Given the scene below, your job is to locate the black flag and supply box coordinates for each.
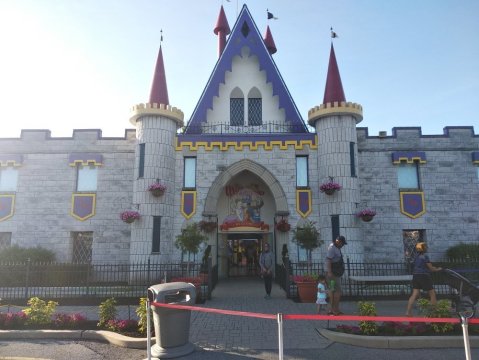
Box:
[330,27,338,38]
[267,9,278,20]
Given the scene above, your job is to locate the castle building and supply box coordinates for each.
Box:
[0,5,478,277]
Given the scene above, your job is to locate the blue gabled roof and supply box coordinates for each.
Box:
[186,5,307,133]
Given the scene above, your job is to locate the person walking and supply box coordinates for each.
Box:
[325,235,347,315]
[259,242,274,299]
[406,242,443,316]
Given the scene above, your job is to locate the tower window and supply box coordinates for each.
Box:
[76,164,97,192]
[138,143,145,178]
[0,167,18,192]
[152,216,161,253]
[184,157,196,189]
[397,162,420,189]
[296,156,308,187]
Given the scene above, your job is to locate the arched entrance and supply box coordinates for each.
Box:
[202,159,289,279]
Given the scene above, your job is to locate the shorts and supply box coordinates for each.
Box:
[328,276,341,292]
[412,274,433,291]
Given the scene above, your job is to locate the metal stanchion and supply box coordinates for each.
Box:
[277,313,283,360]
[460,315,472,360]
[146,298,151,360]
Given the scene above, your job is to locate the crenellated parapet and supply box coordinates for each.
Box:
[308,101,363,126]
[130,102,184,127]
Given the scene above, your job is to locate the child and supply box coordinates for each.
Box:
[316,274,328,314]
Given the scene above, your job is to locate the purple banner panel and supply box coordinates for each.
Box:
[181,191,196,219]
[400,191,426,219]
[71,194,96,221]
[296,189,312,218]
[0,195,15,221]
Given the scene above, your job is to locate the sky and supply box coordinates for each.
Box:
[0,0,478,138]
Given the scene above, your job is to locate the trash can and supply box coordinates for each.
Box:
[147,282,196,359]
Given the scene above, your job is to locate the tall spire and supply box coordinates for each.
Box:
[263,25,277,55]
[149,42,169,105]
[213,5,230,57]
[322,43,346,104]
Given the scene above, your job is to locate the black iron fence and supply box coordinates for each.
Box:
[277,258,479,300]
[0,259,217,304]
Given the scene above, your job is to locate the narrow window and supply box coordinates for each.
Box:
[248,98,262,126]
[0,167,18,192]
[350,142,356,177]
[152,216,161,253]
[0,232,12,251]
[230,99,244,126]
[184,157,196,189]
[397,162,420,189]
[76,164,97,192]
[71,232,93,264]
[138,143,145,178]
[296,156,308,187]
[331,215,340,242]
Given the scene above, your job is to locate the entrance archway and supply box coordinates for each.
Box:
[202,159,289,279]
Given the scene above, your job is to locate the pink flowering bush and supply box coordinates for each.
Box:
[106,319,139,333]
[53,313,88,329]
[0,312,27,329]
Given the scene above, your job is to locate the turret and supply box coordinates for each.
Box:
[308,42,363,261]
[129,41,184,264]
[214,5,230,57]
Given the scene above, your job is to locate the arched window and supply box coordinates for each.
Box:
[230,88,244,126]
[247,87,262,126]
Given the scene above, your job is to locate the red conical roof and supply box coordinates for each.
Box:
[263,25,277,55]
[322,43,346,104]
[214,5,230,35]
[149,45,169,105]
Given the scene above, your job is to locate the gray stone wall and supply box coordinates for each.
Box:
[0,129,136,263]
[357,126,479,261]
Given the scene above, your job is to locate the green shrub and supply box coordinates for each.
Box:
[417,298,454,333]
[446,243,479,260]
[136,297,152,335]
[358,301,378,335]
[0,245,56,263]
[22,297,58,326]
[98,298,118,328]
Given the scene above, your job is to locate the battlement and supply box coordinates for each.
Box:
[308,101,363,126]
[129,102,184,127]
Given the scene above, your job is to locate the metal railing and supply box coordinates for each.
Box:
[0,259,217,303]
[277,258,479,300]
[182,122,310,135]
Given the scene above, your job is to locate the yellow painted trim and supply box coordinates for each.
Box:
[180,191,197,219]
[308,101,363,125]
[70,193,96,221]
[399,191,426,219]
[175,138,317,151]
[393,158,427,164]
[0,161,22,167]
[296,189,312,218]
[69,160,103,166]
[0,194,15,222]
[130,103,184,127]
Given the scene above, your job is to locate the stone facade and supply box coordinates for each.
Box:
[0,6,478,274]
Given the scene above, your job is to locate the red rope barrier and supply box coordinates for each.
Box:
[151,301,479,324]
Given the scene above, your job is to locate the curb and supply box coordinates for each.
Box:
[318,328,479,349]
[0,330,154,349]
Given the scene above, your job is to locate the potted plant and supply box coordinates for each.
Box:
[320,177,342,195]
[293,273,319,303]
[147,182,166,197]
[292,220,323,303]
[275,218,291,232]
[175,222,208,274]
[356,208,377,222]
[120,210,140,224]
[198,220,217,233]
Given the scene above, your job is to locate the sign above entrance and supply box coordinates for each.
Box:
[220,183,269,232]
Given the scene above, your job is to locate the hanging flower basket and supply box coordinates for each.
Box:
[148,183,166,197]
[275,219,291,233]
[120,210,140,223]
[320,178,341,195]
[356,208,376,222]
[198,220,217,233]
